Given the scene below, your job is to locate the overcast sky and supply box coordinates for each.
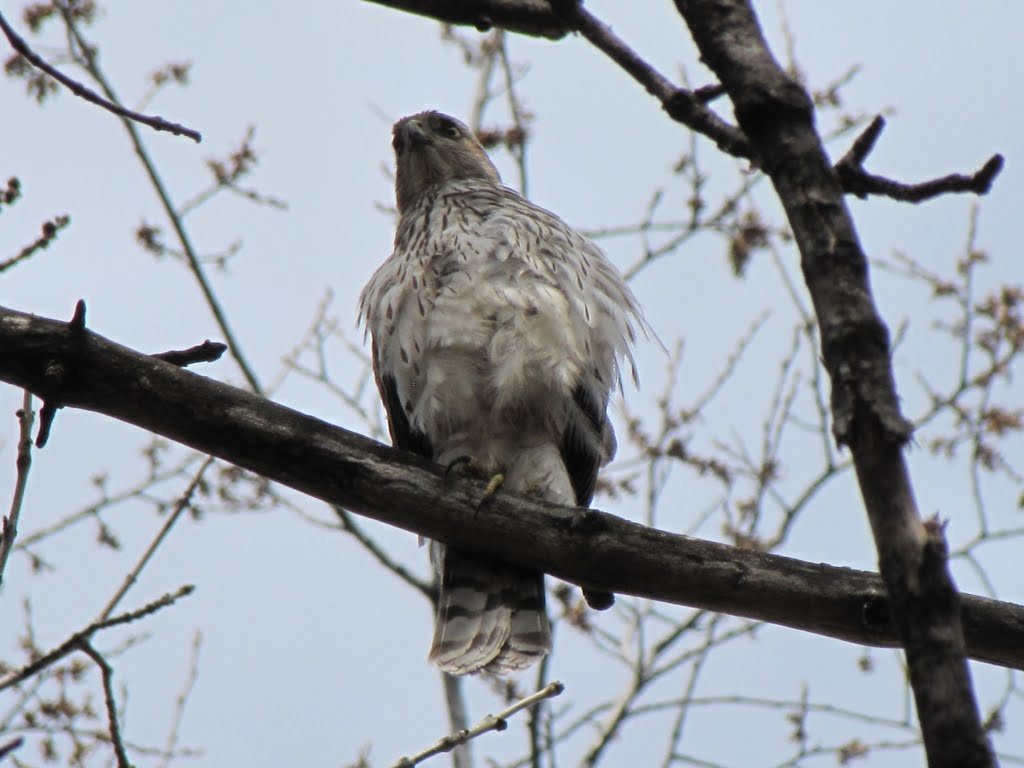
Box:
[2,2,1023,767]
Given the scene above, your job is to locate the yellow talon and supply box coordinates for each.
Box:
[482,472,505,499]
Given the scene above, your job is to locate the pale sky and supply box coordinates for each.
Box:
[2,2,1023,767]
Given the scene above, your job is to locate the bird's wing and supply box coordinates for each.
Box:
[372,339,433,459]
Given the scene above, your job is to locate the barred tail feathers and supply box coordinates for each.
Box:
[428,544,550,675]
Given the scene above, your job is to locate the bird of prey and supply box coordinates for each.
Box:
[359,110,645,675]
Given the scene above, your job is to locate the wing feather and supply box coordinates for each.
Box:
[560,383,610,507]
[372,340,433,459]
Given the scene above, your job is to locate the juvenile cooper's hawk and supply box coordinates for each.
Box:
[359,111,645,675]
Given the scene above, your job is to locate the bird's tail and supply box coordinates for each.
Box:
[428,544,550,675]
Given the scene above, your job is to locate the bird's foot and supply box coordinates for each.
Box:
[443,457,504,511]
[475,472,505,513]
[443,455,475,488]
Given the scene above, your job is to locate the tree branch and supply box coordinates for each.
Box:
[0,390,34,588]
[836,116,1004,202]
[152,340,227,367]
[672,1,995,765]
[2,303,1023,672]
[0,738,24,761]
[0,214,71,273]
[362,0,570,39]
[0,10,201,142]
[391,681,565,768]
[79,641,131,768]
[0,584,194,692]
[373,1,1002,210]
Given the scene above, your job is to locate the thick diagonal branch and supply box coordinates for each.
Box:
[363,0,569,39]
[672,1,994,766]
[2,303,1024,674]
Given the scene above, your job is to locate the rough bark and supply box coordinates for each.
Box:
[673,1,994,765]
[2,303,1023,675]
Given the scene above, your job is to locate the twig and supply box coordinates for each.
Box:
[152,340,228,367]
[527,648,553,768]
[34,299,87,448]
[0,10,201,142]
[0,585,194,692]
[0,214,70,273]
[157,630,202,768]
[0,390,35,588]
[98,461,210,620]
[835,116,1003,201]
[495,33,531,196]
[0,737,24,760]
[391,681,565,768]
[441,673,472,768]
[79,641,132,768]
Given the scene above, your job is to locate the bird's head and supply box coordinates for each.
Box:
[392,111,501,212]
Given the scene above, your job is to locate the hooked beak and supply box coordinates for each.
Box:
[394,118,429,154]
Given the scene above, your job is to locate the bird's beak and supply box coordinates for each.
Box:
[400,119,429,148]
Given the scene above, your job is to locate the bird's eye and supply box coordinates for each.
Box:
[437,118,461,139]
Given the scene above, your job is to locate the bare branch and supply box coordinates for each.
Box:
[0,584,194,692]
[390,681,565,768]
[0,737,24,760]
[2,303,1024,671]
[157,631,202,768]
[441,673,472,768]
[98,462,210,620]
[152,340,228,367]
[836,116,1004,202]
[0,10,201,142]
[0,390,34,587]
[384,2,1003,210]
[363,0,570,39]
[79,641,131,768]
[0,214,70,273]
[372,0,753,158]
[673,0,995,764]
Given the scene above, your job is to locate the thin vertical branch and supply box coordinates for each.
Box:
[55,3,262,394]
[0,390,35,588]
[97,458,210,621]
[441,673,472,768]
[79,641,131,768]
[157,630,202,768]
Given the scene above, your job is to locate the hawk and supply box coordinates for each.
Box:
[359,111,645,675]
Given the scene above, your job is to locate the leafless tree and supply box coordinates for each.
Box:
[1,2,1022,767]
